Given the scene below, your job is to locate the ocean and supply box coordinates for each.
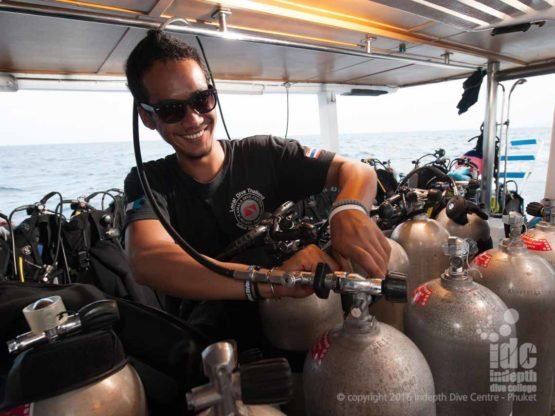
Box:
[1,127,551,221]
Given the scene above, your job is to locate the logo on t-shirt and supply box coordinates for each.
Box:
[230,188,265,229]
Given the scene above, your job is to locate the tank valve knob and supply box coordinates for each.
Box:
[378,201,395,219]
[526,202,544,218]
[381,272,407,303]
[446,196,469,225]
[240,358,293,405]
[313,262,332,299]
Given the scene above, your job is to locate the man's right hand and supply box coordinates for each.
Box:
[265,244,339,299]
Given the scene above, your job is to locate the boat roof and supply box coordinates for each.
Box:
[0,0,554,91]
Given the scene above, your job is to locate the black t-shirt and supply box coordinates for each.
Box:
[124,135,334,257]
[124,136,334,348]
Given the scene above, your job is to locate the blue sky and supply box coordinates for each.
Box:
[0,73,553,146]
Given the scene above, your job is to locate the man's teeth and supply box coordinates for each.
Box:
[183,129,204,140]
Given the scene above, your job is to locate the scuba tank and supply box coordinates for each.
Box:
[405,237,513,416]
[1,296,147,416]
[368,238,410,332]
[258,293,343,351]
[471,212,555,416]
[186,341,291,415]
[435,195,492,254]
[303,271,436,416]
[390,189,450,295]
[523,199,555,267]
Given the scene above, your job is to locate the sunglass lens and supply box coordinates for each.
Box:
[193,90,217,114]
[158,103,185,124]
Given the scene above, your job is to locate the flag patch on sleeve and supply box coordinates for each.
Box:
[304,147,322,159]
[126,197,145,212]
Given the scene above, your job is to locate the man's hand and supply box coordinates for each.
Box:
[330,210,391,278]
[267,244,339,299]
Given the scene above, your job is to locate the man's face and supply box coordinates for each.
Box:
[139,59,217,161]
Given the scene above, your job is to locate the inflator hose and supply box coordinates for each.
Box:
[132,104,235,278]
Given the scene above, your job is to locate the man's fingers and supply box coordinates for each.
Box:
[348,245,387,278]
[332,249,353,273]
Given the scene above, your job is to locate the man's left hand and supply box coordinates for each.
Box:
[330,210,391,278]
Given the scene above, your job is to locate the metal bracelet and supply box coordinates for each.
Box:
[269,282,278,299]
[266,267,279,299]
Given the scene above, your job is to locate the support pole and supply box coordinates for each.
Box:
[481,61,499,212]
[546,106,555,199]
[318,91,339,152]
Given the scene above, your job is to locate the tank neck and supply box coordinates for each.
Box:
[499,238,527,253]
[413,212,428,220]
[343,294,377,334]
[441,271,474,289]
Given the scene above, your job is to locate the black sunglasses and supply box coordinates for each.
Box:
[140,87,217,124]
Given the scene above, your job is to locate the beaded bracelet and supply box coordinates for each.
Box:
[244,280,256,302]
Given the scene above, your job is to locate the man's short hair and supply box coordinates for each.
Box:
[125,29,210,103]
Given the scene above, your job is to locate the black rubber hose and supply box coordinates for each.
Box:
[132,103,235,278]
[397,165,457,192]
[196,36,232,141]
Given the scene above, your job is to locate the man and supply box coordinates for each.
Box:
[123,30,390,327]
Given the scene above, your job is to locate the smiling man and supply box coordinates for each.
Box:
[123,30,390,344]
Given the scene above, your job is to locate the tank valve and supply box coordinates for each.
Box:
[503,211,525,242]
[527,199,555,225]
[186,341,293,415]
[234,265,407,301]
[443,236,470,274]
[7,299,118,355]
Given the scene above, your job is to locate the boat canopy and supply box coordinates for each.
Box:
[0,0,554,91]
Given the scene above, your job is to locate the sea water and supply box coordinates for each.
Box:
[0,127,551,219]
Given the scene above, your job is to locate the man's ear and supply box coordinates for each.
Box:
[138,106,156,130]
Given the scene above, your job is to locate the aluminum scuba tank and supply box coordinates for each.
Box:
[470,212,555,416]
[405,237,513,416]
[435,195,492,254]
[368,238,410,331]
[187,341,291,416]
[258,292,344,351]
[522,198,555,267]
[523,199,555,414]
[1,297,147,416]
[390,190,450,295]
[304,280,436,416]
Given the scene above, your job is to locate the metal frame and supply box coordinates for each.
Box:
[0,2,479,72]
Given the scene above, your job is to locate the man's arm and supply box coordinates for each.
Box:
[125,219,338,300]
[325,154,391,277]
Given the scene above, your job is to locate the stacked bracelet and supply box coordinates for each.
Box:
[329,199,369,222]
[245,265,262,301]
[244,280,257,302]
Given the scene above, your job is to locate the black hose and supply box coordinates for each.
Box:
[40,191,65,280]
[132,102,234,278]
[196,36,232,141]
[284,84,290,139]
[397,165,458,193]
